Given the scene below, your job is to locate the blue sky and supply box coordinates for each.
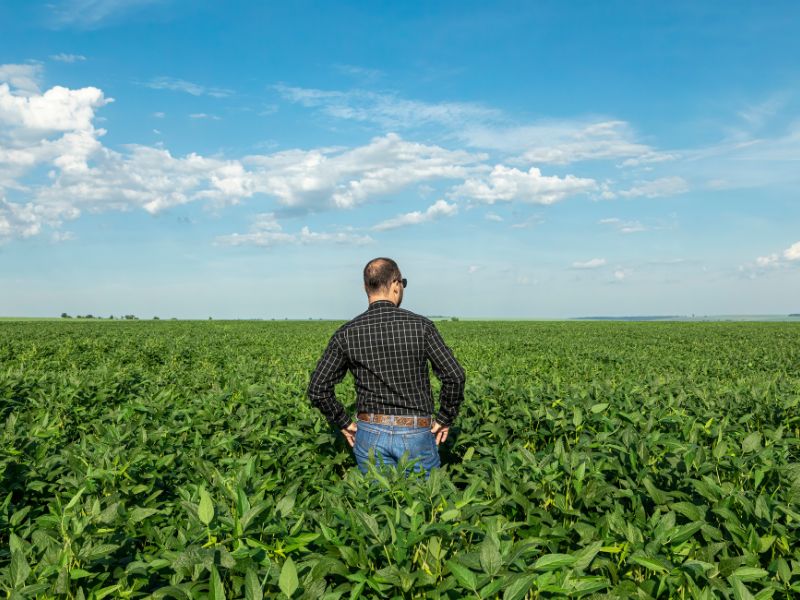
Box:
[0,0,798,318]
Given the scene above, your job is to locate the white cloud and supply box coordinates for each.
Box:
[152,111,165,118]
[0,64,43,94]
[145,76,233,98]
[599,217,647,233]
[618,176,688,198]
[1,73,486,239]
[572,258,607,270]
[453,165,596,205]
[189,113,220,120]
[275,84,499,130]
[784,241,800,261]
[613,269,629,281]
[216,213,373,248]
[742,241,800,274]
[468,265,480,274]
[462,119,675,167]
[48,0,165,29]
[245,133,481,210]
[484,211,503,222]
[0,82,111,132]
[50,53,87,63]
[372,199,458,231]
[756,253,780,267]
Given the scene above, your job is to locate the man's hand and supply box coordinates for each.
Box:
[430,421,449,446]
[341,421,358,447]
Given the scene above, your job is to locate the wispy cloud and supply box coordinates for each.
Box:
[275,84,500,130]
[216,213,373,248]
[50,53,87,63]
[462,119,676,167]
[372,199,457,231]
[333,64,383,81]
[47,0,165,30]
[571,258,607,270]
[0,63,43,94]
[145,76,234,98]
[189,113,221,120]
[599,217,648,234]
[618,176,688,199]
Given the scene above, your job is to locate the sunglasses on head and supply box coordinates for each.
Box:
[395,278,407,288]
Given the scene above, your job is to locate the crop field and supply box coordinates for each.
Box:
[1,320,799,599]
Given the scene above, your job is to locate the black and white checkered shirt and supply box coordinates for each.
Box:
[308,300,466,429]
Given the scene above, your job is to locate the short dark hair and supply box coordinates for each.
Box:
[363,257,401,293]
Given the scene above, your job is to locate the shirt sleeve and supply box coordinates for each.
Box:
[307,331,353,429]
[424,323,466,427]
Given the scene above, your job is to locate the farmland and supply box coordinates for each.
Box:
[1,320,799,599]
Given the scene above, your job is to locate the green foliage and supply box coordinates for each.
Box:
[0,320,799,598]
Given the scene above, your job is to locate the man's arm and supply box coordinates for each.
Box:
[307,332,353,430]
[425,323,466,427]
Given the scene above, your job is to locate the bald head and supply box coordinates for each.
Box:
[363,257,401,294]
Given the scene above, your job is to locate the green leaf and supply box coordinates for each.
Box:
[279,557,298,598]
[731,567,768,583]
[503,574,536,600]
[479,539,502,576]
[572,541,602,570]
[129,507,159,523]
[742,432,761,453]
[729,577,755,600]
[628,555,668,573]
[10,551,30,588]
[244,568,262,600]
[276,496,295,518]
[210,565,226,600]
[65,487,85,511]
[446,559,478,590]
[590,403,609,414]
[533,553,577,570]
[198,487,214,526]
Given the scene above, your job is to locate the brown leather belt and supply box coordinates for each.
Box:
[357,412,432,427]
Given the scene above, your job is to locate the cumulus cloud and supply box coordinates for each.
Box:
[618,176,688,198]
[245,133,481,210]
[215,212,373,248]
[572,258,607,269]
[741,240,800,275]
[372,199,457,231]
[452,165,596,205]
[784,241,800,261]
[144,76,233,98]
[484,212,503,222]
[50,53,87,63]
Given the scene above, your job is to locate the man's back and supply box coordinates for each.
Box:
[308,299,465,429]
[307,257,465,477]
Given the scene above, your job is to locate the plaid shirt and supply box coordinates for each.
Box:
[308,300,466,429]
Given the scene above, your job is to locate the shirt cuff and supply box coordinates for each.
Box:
[333,413,353,430]
[434,415,453,427]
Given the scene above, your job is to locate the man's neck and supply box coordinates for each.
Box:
[368,296,396,306]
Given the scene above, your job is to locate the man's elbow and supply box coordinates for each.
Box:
[445,364,466,386]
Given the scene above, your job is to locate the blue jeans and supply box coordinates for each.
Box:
[353,419,441,478]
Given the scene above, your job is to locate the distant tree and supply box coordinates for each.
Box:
[451,317,460,322]
[61,312,71,319]
[109,315,114,320]
[153,316,160,320]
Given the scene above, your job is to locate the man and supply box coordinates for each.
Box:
[308,257,466,476]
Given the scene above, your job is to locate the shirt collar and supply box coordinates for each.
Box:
[368,299,396,310]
